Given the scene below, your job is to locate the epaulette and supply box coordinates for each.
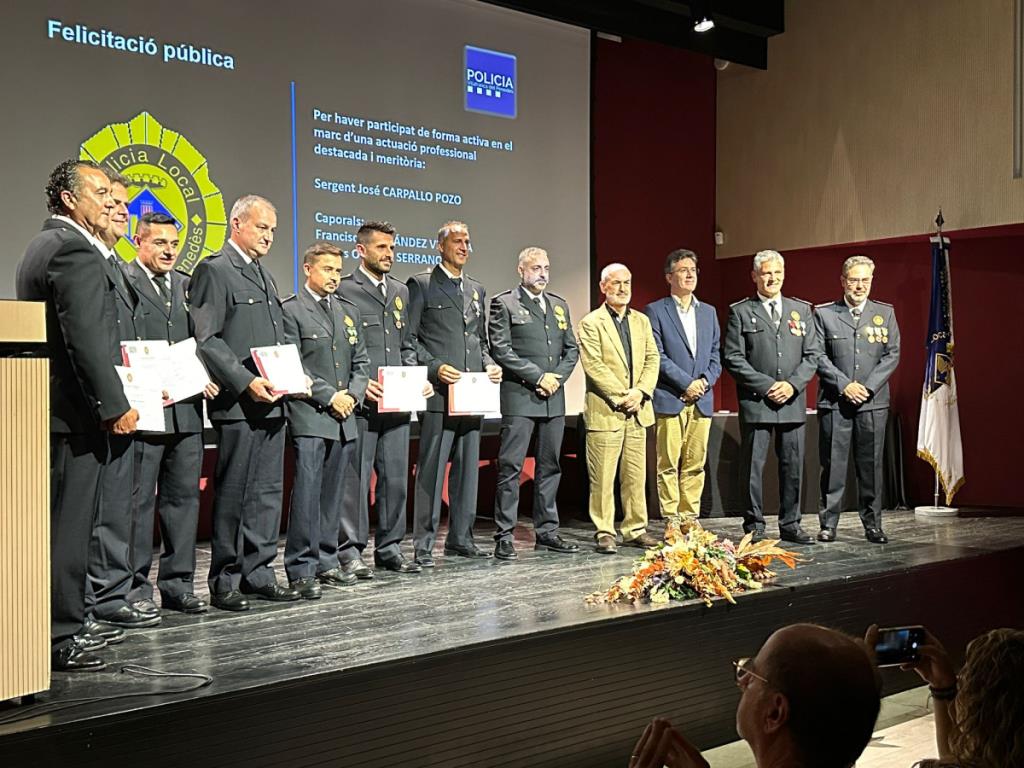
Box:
[547,291,565,302]
[729,297,749,307]
[790,297,812,306]
[814,301,835,308]
[337,294,357,308]
[871,299,894,308]
[494,288,513,297]
[281,293,297,302]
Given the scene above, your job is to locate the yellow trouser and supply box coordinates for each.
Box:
[655,406,712,520]
[586,417,648,540]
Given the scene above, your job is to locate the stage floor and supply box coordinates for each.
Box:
[2,510,1023,766]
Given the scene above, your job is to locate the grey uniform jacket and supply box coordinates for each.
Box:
[188,245,287,422]
[15,218,130,432]
[282,290,369,441]
[488,288,578,418]
[125,262,205,434]
[403,265,494,413]
[722,295,822,424]
[814,298,900,412]
[336,269,417,392]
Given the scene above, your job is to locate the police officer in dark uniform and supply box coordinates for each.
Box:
[337,221,426,575]
[488,246,579,560]
[190,194,299,610]
[282,243,369,598]
[814,255,901,543]
[403,220,503,566]
[722,250,822,544]
[124,212,216,615]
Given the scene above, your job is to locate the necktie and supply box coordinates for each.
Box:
[380,281,387,302]
[153,275,170,304]
[851,307,862,324]
[453,277,463,294]
[320,296,331,314]
[250,261,266,290]
[769,301,780,327]
[533,295,544,314]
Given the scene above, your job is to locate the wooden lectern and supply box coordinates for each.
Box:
[0,301,50,700]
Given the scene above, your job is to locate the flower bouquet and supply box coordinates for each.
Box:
[587,517,800,607]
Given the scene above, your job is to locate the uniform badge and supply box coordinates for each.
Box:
[787,318,805,336]
[554,305,568,329]
[873,315,884,326]
[393,309,403,329]
[344,315,354,327]
[790,310,800,321]
[866,327,876,343]
[394,296,403,310]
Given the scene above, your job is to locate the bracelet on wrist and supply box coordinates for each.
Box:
[929,683,958,701]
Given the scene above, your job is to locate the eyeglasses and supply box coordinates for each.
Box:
[733,657,772,688]
[844,277,872,286]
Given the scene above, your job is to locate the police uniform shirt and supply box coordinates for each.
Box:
[521,286,546,315]
[759,293,782,326]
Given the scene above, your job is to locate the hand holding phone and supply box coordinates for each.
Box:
[874,625,926,667]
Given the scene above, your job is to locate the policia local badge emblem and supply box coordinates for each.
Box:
[80,111,226,273]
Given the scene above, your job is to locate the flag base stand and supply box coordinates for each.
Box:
[914,505,959,518]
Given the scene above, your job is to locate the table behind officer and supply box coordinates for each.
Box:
[16,159,138,671]
[337,221,428,575]
[124,212,218,615]
[814,255,900,544]
[403,220,502,566]
[282,243,369,599]
[489,247,580,561]
[578,263,660,554]
[722,250,822,545]
[189,194,300,610]
[644,248,721,523]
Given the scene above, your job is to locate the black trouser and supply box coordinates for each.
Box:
[493,415,564,541]
[51,431,107,651]
[285,434,353,581]
[413,412,482,555]
[86,433,135,619]
[207,418,286,594]
[819,406,888,530]
[129,431,203,601]
[739,421,805,533]
[340,411,411,563]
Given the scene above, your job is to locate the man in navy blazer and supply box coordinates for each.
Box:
[644,249,721,521]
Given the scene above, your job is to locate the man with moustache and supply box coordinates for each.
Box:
[644,249,721,522]
[403,220,502,566]
[578,263,661,554]
[86,173,158,629]
[723,250,822,545]
[488,246,580,560]
[190,195,299,610]
[337,221,429,575]
[16,159,138,670]
[282,243,369,598]
[814,255,901,544]
[124,212,219,614]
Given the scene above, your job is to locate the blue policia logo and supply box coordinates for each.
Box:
[464,46,516,119]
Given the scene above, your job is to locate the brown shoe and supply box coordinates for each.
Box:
[595,534,618,554]
[622,532,660,548]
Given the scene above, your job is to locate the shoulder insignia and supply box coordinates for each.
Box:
[546,291,565,302]
[814,301,834,308]
[281,293,297,302]
[871,299,894,308]
[791,297,812,306]
[729,298,748,307]
[494,289,513,297]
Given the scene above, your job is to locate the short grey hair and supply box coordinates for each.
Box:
[230,194,276,222]
[600,262,631,282]
[438,220,468,243]
[842,255,875,276]
[518,246,547,267]
[753,249,784,271]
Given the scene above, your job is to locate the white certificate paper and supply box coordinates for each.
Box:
[115,365,166,432]
[251,344,307,396]
[378,366,428,413]
[121,340,170,389]
[448,373,501,417]
[163,338,212,404]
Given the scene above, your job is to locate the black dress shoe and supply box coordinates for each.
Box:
[160,592,209,614]
[53,644,105,672]
[210,590,251,612]
[94,604,162,628]
[443,543,492,559]
[748,528,767,543]
[316,567,358,587]
[494,539,518,560]
[73,633,107,652]
[817,527,837,542]
[131,598,160,617]
[780,527,816,545]
[535,533,580,554]
[865,527,889,544]
[289,578,322,600]
[340,558,375,580]
[373,553,422,573]
[414,552,435,568]
[595,534,618,554]
[84,617,126,645]
[241,581,301,602]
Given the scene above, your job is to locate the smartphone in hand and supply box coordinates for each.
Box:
[875,625,926,667]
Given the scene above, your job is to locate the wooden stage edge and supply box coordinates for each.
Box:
[1,510,1022,768]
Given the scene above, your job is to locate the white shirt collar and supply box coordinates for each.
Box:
[305,284,328,303]
[359,264,386,289]
[844,297,867,313]
[438,262,461,281]
[137,260,169,284]
[520,285,544,306]
[52,214,108,257]
[672,293,700,312]
[228,238,254,265]
[757,293,781,311]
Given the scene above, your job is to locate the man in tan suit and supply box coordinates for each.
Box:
[579,263,661,553]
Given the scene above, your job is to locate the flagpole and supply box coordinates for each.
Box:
[916,208,960,519]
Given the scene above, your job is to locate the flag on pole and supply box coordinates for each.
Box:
[916,236,964,504]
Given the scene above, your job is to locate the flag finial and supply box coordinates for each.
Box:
[935,208,944,230]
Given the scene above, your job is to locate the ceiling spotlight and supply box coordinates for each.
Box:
[694,14,714,32]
